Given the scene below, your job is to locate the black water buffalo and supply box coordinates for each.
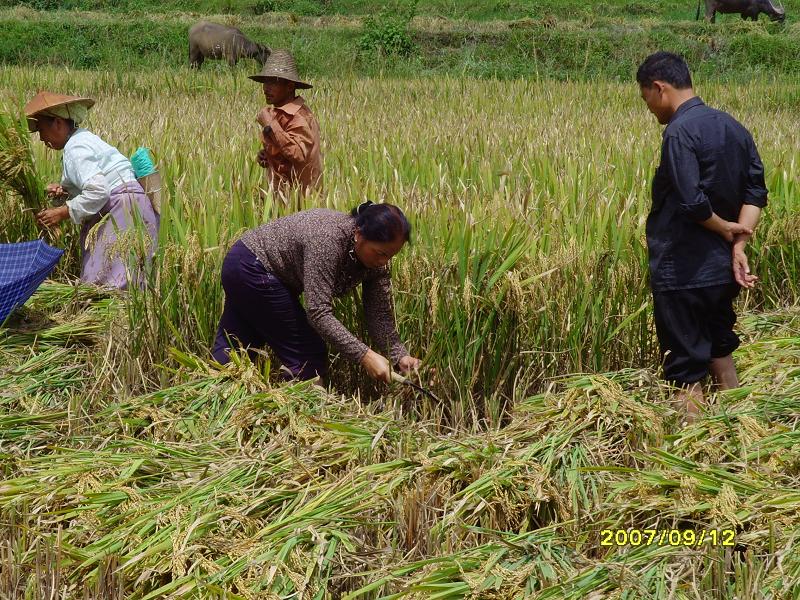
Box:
[697,0,786,22]
[189,21,271,68]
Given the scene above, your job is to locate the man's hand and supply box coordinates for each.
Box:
[257,149,269,168]
[734,204,762,248]
[361,349,391,383]
[45,183,67,198]
[700,213,753,243]
[36,205,70,228]
[397,355,422,374]
[256,107,275,128]
[719,221,753,243]
[733,245,758,289]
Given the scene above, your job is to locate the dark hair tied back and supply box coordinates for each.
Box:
[356,200,374,215]
[350,201,411,244]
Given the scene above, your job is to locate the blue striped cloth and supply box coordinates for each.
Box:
[0,240,64,324]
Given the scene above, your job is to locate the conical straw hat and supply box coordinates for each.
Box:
[24,91,95,132]
[248,50,311,89]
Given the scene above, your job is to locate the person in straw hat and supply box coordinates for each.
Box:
[212,201,422,385]
[25,91,159,290]
[250,49,322,194]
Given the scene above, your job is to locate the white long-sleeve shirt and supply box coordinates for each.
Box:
[61,129,137,224]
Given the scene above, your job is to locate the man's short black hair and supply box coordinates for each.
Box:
[636,52,693,89]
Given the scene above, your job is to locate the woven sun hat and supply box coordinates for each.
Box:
[248,50,312,89]
[24,91,95,133]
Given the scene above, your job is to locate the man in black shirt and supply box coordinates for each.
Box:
[636,52,768,419]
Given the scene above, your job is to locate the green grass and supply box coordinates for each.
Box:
[1,7,800,78]
[4,0,800,21]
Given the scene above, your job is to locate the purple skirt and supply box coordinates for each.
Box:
[79,181,159,290]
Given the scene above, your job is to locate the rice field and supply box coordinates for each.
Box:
[1,65,799,597]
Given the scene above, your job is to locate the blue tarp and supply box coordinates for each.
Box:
[0,240,64,324]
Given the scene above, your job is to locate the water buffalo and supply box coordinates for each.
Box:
[189,21,271,68]
[696,0,786,22]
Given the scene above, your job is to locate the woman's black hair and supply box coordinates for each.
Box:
[350,201,412,244]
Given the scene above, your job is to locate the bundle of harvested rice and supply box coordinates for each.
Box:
[0,106,46,211]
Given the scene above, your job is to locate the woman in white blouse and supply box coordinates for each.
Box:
[25,91,159,289]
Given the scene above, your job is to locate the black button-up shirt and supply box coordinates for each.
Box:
[648,97,768,292]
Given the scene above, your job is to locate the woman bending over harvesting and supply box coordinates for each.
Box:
[212,202,422,383]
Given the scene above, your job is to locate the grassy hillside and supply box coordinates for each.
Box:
[3,0,800,21]
[1,6,799,78]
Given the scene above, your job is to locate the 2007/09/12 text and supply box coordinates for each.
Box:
[600,529,736,547]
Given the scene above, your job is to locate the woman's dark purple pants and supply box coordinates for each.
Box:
[211,241,327,380]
